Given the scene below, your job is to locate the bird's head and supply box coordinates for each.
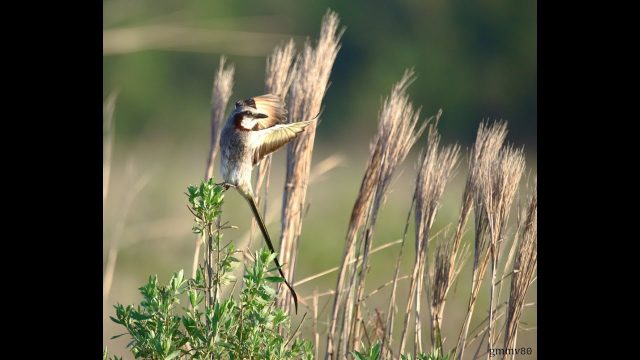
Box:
[232,103,268,130]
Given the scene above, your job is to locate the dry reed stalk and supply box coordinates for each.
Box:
[191,57,234,279]
[479,146,526,355]
[423,118,497,356]
[345,71,425,358]
[326,70,425,359]
[103,92,118,207]
[455,121,508,360]
[503,184,537,359]
[326,135,381,359]
[381,196,415,359]
[205,56,235,180]
[252,40,297,244]
[493,202,524,314]
[397,116,460,355]
[382,190,455,358]
[313,289,320,360]
[491,179,533,312]
[428,228,470,354]
[429,240,451,348]
[278,10,343,314]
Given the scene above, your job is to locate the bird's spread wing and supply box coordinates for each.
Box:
[251,94,287,129]
[252,120,314,165]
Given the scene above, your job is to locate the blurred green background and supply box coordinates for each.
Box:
[103,0,536,358]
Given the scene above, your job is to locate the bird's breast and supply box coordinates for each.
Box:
[219,126,254,189]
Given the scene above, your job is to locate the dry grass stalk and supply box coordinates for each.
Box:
[326,70,426,359]
[191,57,235,279]
[481,146,526,354]
[381,190,456,358]
[381,195,415,359]
[204,56,235,181]
[313,289,320,360]
[428,229,469,354]
[103,92,118,207]
[455,121,508,360]
[326,120,383,359]
[422,119,503,359]
[102,94,152,304]
[397,115,460,355]
[493,178,534,306]
[343,71,425,357]
[252,40,297,244]
[103,170,151,303]
[429,240,451,345]
[297,238,403,287]
[503,183,537,359]
[278,10,343,314]
[365,275,411,301]
[494,202,525,312]
[309,154,346,184]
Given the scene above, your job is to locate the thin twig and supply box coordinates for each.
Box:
[193,57,234,279]
[296,239,403,287]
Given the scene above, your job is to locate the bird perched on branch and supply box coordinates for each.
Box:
[220,93,315,313]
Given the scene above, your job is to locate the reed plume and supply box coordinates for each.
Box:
[427,230,469,354]
[326,70,426,359]
[503,182,537,359]
[481,146,526,355]
[455,121,508,360]
[398,113,460,355]
[252,40,297,245]
[204,57,235,181]
[278,10,343,314]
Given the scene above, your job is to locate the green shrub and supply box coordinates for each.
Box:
[106,179,313,359]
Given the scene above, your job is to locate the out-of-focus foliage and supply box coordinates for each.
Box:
[103,0,536,150]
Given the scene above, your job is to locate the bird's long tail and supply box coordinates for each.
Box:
[243,192,299,313]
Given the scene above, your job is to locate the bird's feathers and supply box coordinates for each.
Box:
[252,94,288,129]
[252,120,314,165]
[241,187,299,313]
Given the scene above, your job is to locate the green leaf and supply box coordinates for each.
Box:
[370,342,381,359]
[130,312,152,321]
[164,350,181,360]
[265,276,284,283]
[110,333,127,340]
[189,289,198,308]
[353,350,367,360]
[109,316,123,325]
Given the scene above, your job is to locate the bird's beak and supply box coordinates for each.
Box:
[254,113,269,119]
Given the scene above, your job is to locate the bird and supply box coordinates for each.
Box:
[219,93,315,314]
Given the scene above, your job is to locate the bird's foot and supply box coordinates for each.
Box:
[215,182,236,190]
